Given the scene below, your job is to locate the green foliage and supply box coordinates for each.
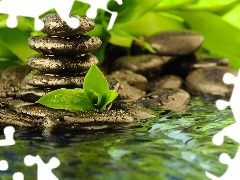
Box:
[1,0,240,70]
[37,88,95,112]
[83,63,118,109]
[37,64,118,112]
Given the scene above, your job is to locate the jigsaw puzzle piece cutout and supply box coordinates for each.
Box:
[53,0,79,29]
[212,122,240,145]
[0,0,47,30]
[12,172,24,180]
[216,99,229,111]
[206,147,240,180]
[77,0,122,30]
[0,160,8,171]
[24,155,60,180]
[0,0,79,30]
[213,70,240,145]
[0,126,15,146]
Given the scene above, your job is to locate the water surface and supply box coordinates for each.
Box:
[0,97,237,180]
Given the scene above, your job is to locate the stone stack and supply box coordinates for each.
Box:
[17,14,102,103]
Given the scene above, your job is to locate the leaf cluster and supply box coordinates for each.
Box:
[37,64,118,112]
[1,0,240,70]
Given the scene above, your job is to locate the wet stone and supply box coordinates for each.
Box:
[42,109,134,130]
[28,35,102,55]
[147,31,204,56]
[16,88,53,103]
[1,65,32,86]
[41,14,95,37]
[13,102,134,129]
[136,88,191,111]
[0,98,9,108]
[112,55,171,78]
[193,57,231,69]
[148,75,183,92]
[106,77,120,92]
[110,70,148,91]
[24,71,85,88]
[27,53,98,73]
[0,79,18,97]
[186,66,237,97]
[0,107,42,127]
[14,103,73,118]
[111,101,156,120]
[116,80,146,102]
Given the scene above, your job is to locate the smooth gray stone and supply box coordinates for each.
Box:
[193,57,231,68]
[116,80,146,102]
[0,100,135,130]
[28,35,102,55]
[27,53,98,73]
[0,98,8,108]
[0,106,43,127]
[112,55,171,78]
[110,70,148,91]
[15,103,133,129]
[24,70,85,88]
[0,79,18,97]
[1,65,32,84]
[136,88,191,111]
[0,66,32,97]
[147,31,204,56]
[14,103,73,118]
[148,75,183,92]
[186,66,237,97]
[111,101,156,120]
[41,14,95,37]
[16,88,53,103]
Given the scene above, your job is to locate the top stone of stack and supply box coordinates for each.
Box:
[41,14,95,37]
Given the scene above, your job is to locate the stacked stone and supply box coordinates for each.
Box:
[17,14,102,103]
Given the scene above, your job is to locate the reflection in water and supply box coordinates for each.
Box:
[0,97,237,179]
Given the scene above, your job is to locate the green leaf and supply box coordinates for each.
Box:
[0,28,35,62]
[155,0,240,14]
[37,88,94,112]
[83,64,109,106]
[16,16,35,32]
[168,10,240,69]
[0,43,18,60]
[114,11,186,37]
[0,14,7,28]
[70,1,90,16]
[108,0,160,24]
[108,27,135,47]
[0,60,22,72]
[108,27,156,52]
[105,90,119,105]
[109,11,185,52]
[222,3,240,30]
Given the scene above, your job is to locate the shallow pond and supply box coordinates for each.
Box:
[0,96,237,180]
